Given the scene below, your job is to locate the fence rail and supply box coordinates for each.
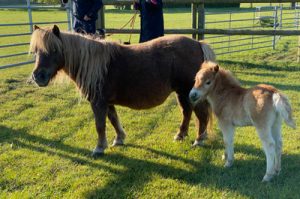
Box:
[0,0,72,70]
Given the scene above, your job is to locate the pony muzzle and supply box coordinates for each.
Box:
[32,71,51,87]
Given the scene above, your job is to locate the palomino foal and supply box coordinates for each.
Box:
[189,62,296,182]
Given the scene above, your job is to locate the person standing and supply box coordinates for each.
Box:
[62,0,103,34]
[134,0,164,43]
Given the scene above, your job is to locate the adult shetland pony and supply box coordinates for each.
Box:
[29,25,216,156]
[189,61,296,182]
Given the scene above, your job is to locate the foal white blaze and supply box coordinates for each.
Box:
[189,61,296,182]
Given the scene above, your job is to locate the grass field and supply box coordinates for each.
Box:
[0,5,300,199]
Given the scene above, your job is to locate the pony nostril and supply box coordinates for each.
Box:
[189,91,198,101]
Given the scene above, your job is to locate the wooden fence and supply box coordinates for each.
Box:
[98,0,300,39]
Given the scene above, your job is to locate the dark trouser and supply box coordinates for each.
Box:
[73,17,96,34]
[139,0,164,43]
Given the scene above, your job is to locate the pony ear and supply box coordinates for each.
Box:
[33,25,40,30]
[52,25,60,37]
[213,65,219,73]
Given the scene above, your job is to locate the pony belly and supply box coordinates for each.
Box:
[232,116,253,127]
[111,89,173,110]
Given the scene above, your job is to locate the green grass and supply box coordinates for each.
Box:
[0,6,300,199]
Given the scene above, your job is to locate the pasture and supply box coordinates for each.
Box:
[0,6,300,198]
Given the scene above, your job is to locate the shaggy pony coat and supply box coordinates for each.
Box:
[189,61,296,182]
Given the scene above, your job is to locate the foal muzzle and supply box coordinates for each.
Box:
[189,88,203,104]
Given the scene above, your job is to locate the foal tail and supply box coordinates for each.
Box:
[200,41,216,62]
[273,92,296,129]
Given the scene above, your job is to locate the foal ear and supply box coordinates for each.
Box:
[52,25,60,37]
[33,25,40,30]
[213,65,219,73]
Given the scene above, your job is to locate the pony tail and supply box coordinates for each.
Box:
[273,92,296,129]
[200,41,216,62]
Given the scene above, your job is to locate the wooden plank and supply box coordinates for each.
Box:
[191,3,197,39]
[96,6,105,30]
[197,3,205,40]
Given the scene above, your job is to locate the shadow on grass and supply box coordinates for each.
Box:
[1,125,299,198]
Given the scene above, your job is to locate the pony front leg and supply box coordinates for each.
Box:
[192,100,210,146]
[91,101,108,157]
[107,105,126,146]
[174,93,192,141]
[219,122,235,168]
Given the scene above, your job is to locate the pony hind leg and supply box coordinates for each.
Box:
[192,100,210,146]
[174,92,192,141]
[271,115,282,175]
[219,121,235,168]
[256,125,277,182]
[107,105,126,146]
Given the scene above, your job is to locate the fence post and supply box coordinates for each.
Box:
[192,3,197,39]
[66,0,72,31]
[228,12,232,53]
[272,6,278,50]
[26,0,33,33]
[197,3,205,40]
[96,6,106,31]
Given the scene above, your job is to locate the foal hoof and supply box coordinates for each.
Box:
[262,174,275,182]
[112,139,124,146]
[91,147,105,158]
[192,139,205,147]
[224,160,233,168]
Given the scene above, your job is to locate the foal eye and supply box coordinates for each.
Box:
[206,81,211,85]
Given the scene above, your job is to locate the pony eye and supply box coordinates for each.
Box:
[206,81,211,85]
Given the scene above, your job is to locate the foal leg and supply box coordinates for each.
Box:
[219,122,235,167]
[91,101,108,157]
[174,92,192,141]
[107,105,126,146]
[192,100,210,146]
[271,116,282,175]
[256,126,276,182]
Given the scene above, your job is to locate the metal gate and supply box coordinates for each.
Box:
[0,0,71,69]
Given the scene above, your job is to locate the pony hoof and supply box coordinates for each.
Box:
[91,147,105,158]
[174,134,185,141]
[262,174,275,182]
[112,139,124,146]
[192,140,205,147]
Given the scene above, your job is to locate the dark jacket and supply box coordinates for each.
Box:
[139,0,164,43]
[63,0,103,21]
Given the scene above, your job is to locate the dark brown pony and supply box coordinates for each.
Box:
[29,25,216,156]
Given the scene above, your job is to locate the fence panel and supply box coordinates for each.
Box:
[0,1,71,70]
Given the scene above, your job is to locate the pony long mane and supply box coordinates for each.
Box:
[30,27,119,99]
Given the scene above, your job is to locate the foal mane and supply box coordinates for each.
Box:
[30,27,119,100]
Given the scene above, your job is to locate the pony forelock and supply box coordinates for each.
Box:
[29,28,63,55]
